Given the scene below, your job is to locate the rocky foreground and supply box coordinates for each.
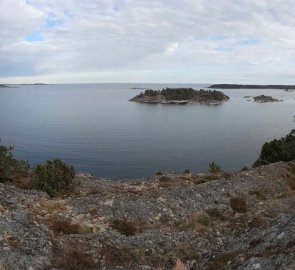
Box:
[1,161,295,269]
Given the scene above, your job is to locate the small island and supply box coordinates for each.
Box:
[0,84,10,88]
[130,88,229,104]
[253,95,280,103]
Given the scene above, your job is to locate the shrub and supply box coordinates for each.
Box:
[241,167,248,171]
[0,144,30,183]
[159,176,172,182]
[53,247,96,270]
[206,208,223,219]
[253,130,295,167]
[183,169,190,174]
[111,218,138,236]
[230,197,247,213]
[34,159,75,197]
[50,217,83,234]
[208,162,221,174]
[155,171,163,176]
[60,249,95,270]
[197,213,210,226]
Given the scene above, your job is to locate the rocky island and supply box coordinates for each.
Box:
[130,88,229,104]
[0,84,9,88]
[253,95,280,103]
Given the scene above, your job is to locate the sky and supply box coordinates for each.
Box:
[1,0,295,84]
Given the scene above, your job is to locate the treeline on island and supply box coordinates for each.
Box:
[138,87,228,101]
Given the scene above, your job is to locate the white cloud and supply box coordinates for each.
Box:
[1,0,295,83]
[0,0,44,44]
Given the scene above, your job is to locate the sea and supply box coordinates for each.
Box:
[0,83,294,179]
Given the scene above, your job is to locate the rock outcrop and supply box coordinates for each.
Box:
[0,161,295,269]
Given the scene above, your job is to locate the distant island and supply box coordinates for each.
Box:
[253,95,280,103]
[0,83,48,88]
[209,84,295,89]
[18,83,48,85]
[130,88,229,104]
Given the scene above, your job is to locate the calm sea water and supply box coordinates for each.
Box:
[0,83,294,179]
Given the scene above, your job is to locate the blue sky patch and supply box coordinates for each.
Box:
[25,32,43,42]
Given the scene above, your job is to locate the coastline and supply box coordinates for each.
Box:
[209,84,295,89]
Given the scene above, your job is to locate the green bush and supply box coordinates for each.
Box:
[253,130,295,167]
[208,162,221,174]
[35,159,75,197]
[197,213,210,226]
[0,145,30,183]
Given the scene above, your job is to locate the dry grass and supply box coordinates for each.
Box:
[37,198,66,212]
[7,235,22,249]
[288,181,295,190]
[206,208,223,219]
[101,242,142,266]
[13,176,35,190]
[0,262,5,270]
[111,218,138,236]
[159,176,172,182]
[158,176,173,188]
[173,259,187,270]
[249,190,266,200]
[50,217,83,234]
[89,208,99,216]
[208,251,239,270]
[230,197,247,213]
[197,213,211,226]
[184,212,212,231]
[52,240,97,270]
[57,249,96,270]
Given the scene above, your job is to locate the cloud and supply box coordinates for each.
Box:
[1,0,295,83]
[0,0,44,44]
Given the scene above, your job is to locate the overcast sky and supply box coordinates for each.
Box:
[1,0,295,84]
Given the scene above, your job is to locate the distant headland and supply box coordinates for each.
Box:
[209,84,295,89]
[130,88,229,104]
[0,83,48,88]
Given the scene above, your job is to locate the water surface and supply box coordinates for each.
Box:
[0,83,294,178]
